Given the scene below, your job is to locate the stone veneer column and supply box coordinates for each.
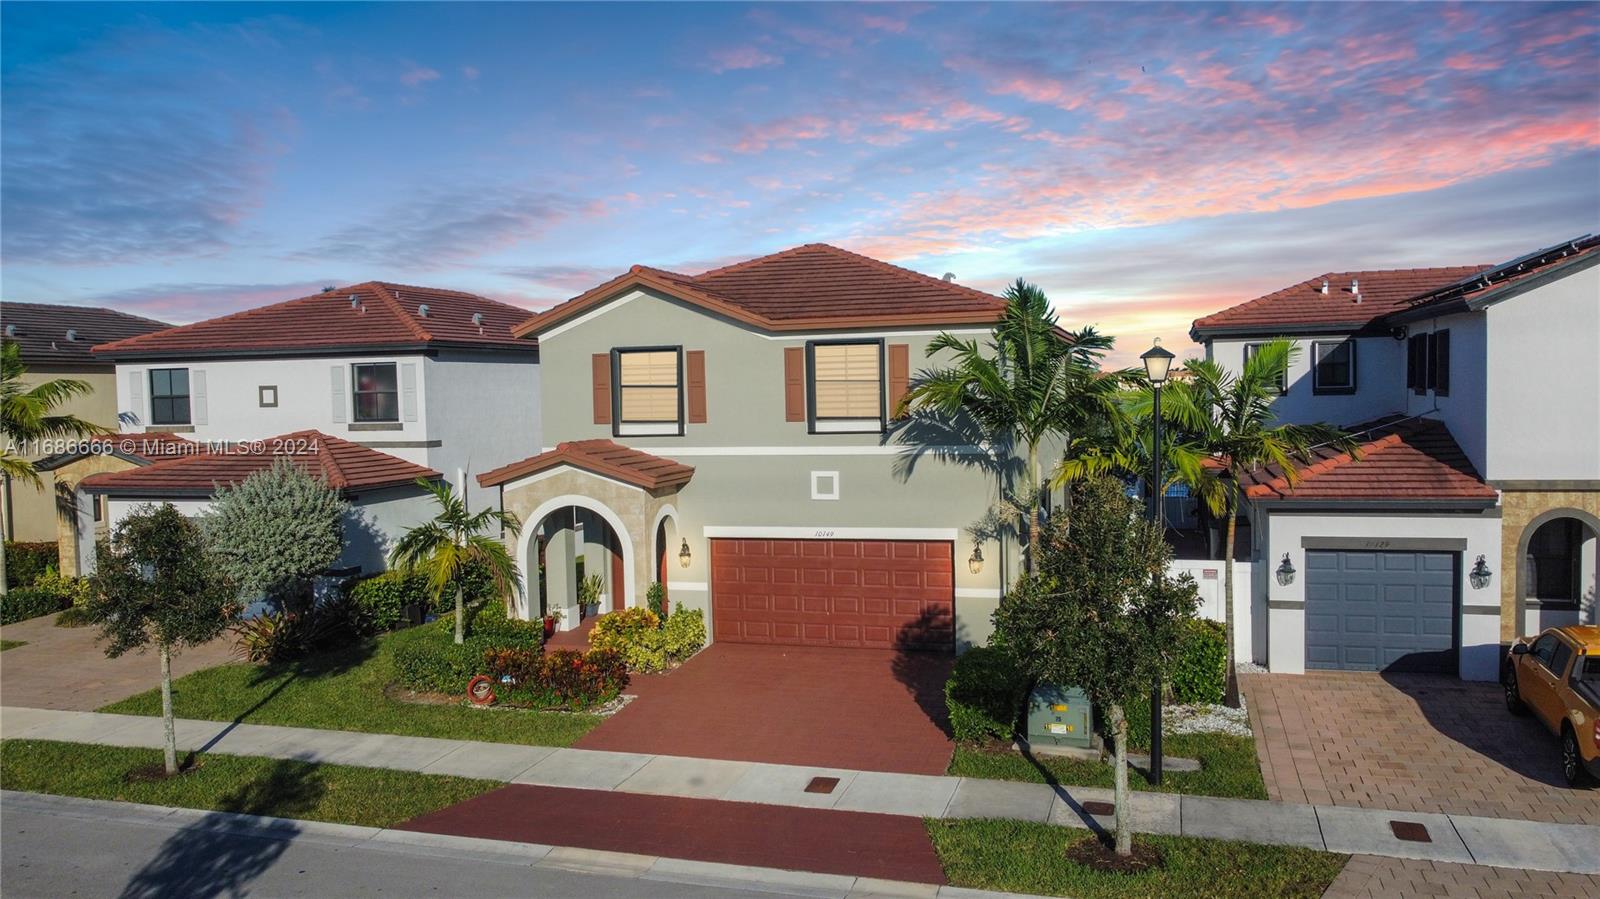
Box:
[1497,488,1600,641]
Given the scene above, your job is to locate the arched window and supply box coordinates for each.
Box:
[1526,518,1583,605]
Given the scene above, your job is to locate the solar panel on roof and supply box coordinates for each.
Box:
[1409,233,1598,305]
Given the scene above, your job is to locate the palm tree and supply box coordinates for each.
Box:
[389,479,522,644]
[900,279,1126,571]
[1162,339,1357,706]
[2,340,108,593]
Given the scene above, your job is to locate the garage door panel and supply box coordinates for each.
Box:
[1305,549,1457,673]
[712,538,954,651]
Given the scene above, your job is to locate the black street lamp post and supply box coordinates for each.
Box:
[1140,338,1175,786]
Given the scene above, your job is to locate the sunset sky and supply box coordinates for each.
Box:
[3,2,1597,364]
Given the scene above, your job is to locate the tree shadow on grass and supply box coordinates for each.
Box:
[189,637,378,761]
[119,758,326,899]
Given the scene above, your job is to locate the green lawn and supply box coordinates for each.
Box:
[0,639,26,652]
[928,818,1345,899]
[948,733,1267,800]
[100,628,602,747]
[0,739,497,828]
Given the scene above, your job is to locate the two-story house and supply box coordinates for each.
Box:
[1189,234,1599,681]
[477,244,1026,651]
[71,282,541,574]
[1,302,170,563]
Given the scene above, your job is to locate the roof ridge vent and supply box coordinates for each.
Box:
[65,328,77,342]
[471,312,484,332]
[4,324,15,337]
[1320,279,1329,295]
[942,272,957,282]
[1351,278,1360,303]
[418,304,430,318]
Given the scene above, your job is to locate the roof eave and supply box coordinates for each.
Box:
[1248,496,1498,511]
[93,340,538,363]
[1191,320,1387,342]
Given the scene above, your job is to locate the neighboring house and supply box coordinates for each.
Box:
[0,302,170,547]
[478,244,1028,651]
[35,433,195,576]
[1189,234,1600,681]
[77,430,442,576]
[90,282,541,518]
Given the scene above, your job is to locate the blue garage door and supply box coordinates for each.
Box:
[1304,550,1458,673]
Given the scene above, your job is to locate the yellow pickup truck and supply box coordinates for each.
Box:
[1503,625,1600,787]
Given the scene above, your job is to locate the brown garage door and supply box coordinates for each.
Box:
[710,538,954,651]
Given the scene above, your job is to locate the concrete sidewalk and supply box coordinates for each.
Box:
[4,706,1598,876]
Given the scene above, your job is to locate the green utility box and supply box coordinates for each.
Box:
[1026,683,1093,750]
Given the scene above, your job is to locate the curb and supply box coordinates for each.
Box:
[0,791,1052,899]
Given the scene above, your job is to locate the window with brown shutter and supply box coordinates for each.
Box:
[783,346,805,422]
[808,340,885,432]
[686,350,707,424]
[614,347,682,436]
[888,343,910,418]
[591,353,612,424]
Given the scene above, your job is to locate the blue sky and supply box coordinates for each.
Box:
[3,2,1597,363]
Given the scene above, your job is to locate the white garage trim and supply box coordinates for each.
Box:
[702,526,959,541]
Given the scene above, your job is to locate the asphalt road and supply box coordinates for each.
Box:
[0,802,817,899]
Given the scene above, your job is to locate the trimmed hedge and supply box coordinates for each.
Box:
[662,608,706,661]
[350,571,430,632]
[482,647,629,710]
[390,602,542,694]
[1,587,70,625]
[945,646,1027,744]
[4,542,57,589]
[1171,618,1227,705]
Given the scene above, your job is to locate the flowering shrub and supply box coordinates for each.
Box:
[587,606,705,673]
[482,647,628,711]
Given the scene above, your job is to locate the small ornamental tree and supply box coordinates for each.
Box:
[87,503,238,775]
[993,476,1199,858]
[204,458,348,612]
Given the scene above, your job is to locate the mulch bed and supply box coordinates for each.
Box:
[1064,835,1165,873]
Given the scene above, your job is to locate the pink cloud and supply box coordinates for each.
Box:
[707,45,783,74]
[732,114,832,153]
[399,63,441,87]
[1443,53,1499,72]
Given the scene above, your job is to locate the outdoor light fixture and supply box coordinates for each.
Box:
[968,543,984,575]
[1276,553,1296,587]
[678,538,692,569]
[1469,554,1493,590]
[1141,338,1176,386]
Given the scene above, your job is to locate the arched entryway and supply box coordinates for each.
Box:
[652,505,680,616]
[1516,508,1600,630]
[516,494,638,629]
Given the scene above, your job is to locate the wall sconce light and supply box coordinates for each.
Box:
[968,544,984,575]
[1275,553,1296,587]
[1469,554,1493,590]
[678,539,692,569]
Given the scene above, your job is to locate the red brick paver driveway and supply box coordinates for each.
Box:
[1323,855,1600,899]
[577,643,955,775]
[400,784,948,884]
[0,612,237,711]
[1242,670,1597,825]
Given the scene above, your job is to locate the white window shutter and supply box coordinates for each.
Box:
[128,370,145,424]
[401,362,418,422]
[330,366,346,423]
[190,370,208,425]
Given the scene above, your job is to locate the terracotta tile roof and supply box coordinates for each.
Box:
[477,439,693,492]
[1398,234,1600,317]
[1190,266,1488,337]
[79,430,440,496]
[2,302,170,366]
[1241,416,1497,503]
[92,282,536,360]
[514,244,1007,337]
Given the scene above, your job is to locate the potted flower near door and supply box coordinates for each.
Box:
[541,607,565,639]
[579,574,605,619]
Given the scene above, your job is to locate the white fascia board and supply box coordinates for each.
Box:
[501,465,647,495]
[540,445,988,456]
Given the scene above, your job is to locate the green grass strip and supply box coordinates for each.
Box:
[100,630,601,748]
[0,639,26,652]
[948,732,1267,800]
[928,818,1346,899]
[0,739,497,829]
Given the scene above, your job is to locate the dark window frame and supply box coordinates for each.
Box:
[1407,334,1427,396]
[1526,518,1583,607]
[148,367,191,426]
[1243,342,1288,395]
[351,362,400,423]
[610,346,684,437]
[805,338,887,435]
[1429,329,1450,397]
[1311,339,1357,395]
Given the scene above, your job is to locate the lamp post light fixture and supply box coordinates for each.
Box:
[968,543,984,575]
[1141,337,1176,786]
[1275,553,1297,587]
[1469,554,1493,590]
[678,539,692,569]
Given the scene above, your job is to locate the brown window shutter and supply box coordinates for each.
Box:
[888,343,911,418]
[686,350,707,424]
[783,346,805,422]
[592,353,612,424]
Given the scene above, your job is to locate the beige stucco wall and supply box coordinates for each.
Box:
[50,453,140,575]
[1499,487,1600,641]
[4,366,118,544]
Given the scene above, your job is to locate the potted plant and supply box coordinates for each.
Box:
[542,606,565,639]
[578,574,605,619]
